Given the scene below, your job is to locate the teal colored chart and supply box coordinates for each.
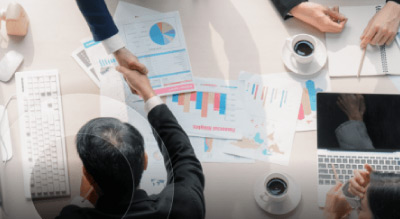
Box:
[150,22,176,45]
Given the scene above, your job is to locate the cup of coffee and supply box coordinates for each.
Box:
[260,172,289,203]
[286,34,316,64]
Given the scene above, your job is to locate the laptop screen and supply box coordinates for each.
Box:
[317,92,400,151]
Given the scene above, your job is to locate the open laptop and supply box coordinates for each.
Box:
[316,92,400,207]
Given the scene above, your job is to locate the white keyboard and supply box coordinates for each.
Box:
[16,70,70,199]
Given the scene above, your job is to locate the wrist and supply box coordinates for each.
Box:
[141,89,156,101]
[290,2,307,17]
[388,1,400,15]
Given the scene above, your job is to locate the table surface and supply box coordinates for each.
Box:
[0,0,397,218]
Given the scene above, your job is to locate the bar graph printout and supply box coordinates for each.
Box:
[223,72,302,165]
[117,11,195,97]
[165,78,244,140]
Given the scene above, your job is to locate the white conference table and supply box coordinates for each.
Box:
[0,0,398,218]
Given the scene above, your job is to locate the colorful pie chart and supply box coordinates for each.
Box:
[150,22,176,45]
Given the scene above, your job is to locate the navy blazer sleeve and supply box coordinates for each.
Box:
[271,0,307,20]
[76,0,118,41]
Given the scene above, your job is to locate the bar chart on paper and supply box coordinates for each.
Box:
[166,78,243,140]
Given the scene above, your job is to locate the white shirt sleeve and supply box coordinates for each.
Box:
[144,96,164,114]
[101,34,125,54]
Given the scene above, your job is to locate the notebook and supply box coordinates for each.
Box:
[326,5,400,77]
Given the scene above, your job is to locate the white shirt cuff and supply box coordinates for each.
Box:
[144,96,164,114]
[70,196,94,208]
[101,34,125,54]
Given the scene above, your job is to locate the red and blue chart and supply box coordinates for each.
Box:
[150,22,176,45]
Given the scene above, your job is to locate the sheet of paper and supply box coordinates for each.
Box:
[326,5,400,77]
[114,1,159,24]
[0,105,12,161]
[240,71,331,131]
[189,137,254,163]
[116,11,196,96]
[71,46,100,88]
[100,70,167,195]
[163,78,244,140]
[223,72,302,166]
[81,38,117,74]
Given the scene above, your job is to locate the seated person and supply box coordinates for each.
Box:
[324,164,400,219]
[271,0,400,48]
[56,67,205,218]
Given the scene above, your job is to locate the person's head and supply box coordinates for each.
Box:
[358,172,400,219]
[76,117,148,197]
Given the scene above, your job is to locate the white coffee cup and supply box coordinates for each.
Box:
[286,34,317,64]
[259,172,289,203]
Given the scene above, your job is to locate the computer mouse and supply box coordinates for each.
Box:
[0,50,24,82]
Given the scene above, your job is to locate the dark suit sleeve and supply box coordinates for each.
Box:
[76,0,118,41]
[271,0,307,20]
[388,0,400,4]
[147,104,205,213]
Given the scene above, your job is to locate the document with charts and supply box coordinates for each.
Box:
[223,72,302,166]
[240,71,331,131]
[189,137,254,163]
[164,78,244,140]
[326,5,400,77]
[117,11,195,97]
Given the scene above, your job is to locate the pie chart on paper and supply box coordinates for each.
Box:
[150,22,176,45]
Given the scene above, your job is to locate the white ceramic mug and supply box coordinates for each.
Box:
[286,34,316,64]
[259,172,289,203]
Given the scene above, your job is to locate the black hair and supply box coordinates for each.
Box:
[76,117,145,197]
[367,172,400,219]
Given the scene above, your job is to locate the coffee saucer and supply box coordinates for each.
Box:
[282,37,327,76]
[253,172,301,215]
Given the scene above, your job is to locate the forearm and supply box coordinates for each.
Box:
[335,121,374,150]
[76,0,118,41]
[148,104,204,189]
[271,0,307,19]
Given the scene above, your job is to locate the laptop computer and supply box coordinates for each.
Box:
[316,92,400,207]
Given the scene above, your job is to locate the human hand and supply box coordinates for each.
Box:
[113,47,148,75]
[324,183,353,219]
[348,164,373,198]
[80,167,98,205]
[360,1,400,48]
[290,2,347,33]
[337,94,366,121]
[116,66,156,101]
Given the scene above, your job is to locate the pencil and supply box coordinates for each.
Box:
[357,47,367,78]
[331,163,340,184]
[82,186,94,203]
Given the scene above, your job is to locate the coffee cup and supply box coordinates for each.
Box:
[259,172,289,203]
[286,34,316,64]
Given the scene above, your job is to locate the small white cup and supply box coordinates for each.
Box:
[286,34,316,64]
[259,172,289,203]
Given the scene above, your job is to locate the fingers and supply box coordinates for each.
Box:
[364,163,373,173]
[326,8,347,22]
[386,34,397,46]
[128,61,149,75]
[370,29,385,45]
[348,177,366,197]
[322,17,347,33]
[361,25,377,48]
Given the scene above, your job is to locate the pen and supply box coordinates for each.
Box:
[331,163,340,184]
[82,186,94,203]
[357,47,367,78]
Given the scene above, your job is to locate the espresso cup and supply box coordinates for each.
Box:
[259,172,289,203]
[286,34,316,64]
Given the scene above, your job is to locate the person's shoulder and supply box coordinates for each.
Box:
[157,184,205,219]
[56,205,108,219]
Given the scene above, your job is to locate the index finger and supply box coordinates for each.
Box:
[325,19,347,33]
[361,26,378,48]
